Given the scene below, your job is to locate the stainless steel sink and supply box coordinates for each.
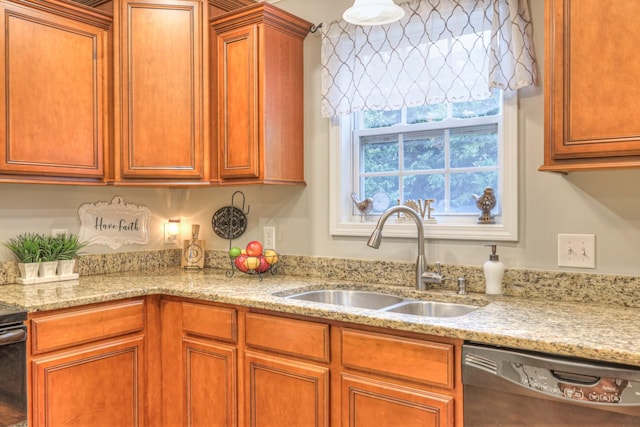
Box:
[382,301,479,317]
[284,290,404,310]
[282,289,482,317]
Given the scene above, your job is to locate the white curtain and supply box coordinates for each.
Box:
[320,0,537,118]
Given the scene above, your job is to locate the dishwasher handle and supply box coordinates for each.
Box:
[551,369,600,386]
[0,326,26,346]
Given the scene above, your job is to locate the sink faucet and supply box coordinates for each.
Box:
[367,205,445,290]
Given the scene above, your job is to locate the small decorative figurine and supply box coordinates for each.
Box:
[351,192,373,219]
[473,187,497,224]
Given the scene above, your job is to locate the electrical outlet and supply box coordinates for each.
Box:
[557,234,596,269]
[263,226,276,250]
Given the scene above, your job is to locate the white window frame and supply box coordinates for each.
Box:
[329,97,518,241]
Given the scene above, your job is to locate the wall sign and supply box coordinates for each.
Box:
[78,196,150,250]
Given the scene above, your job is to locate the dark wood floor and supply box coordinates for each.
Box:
[0,401,25,427]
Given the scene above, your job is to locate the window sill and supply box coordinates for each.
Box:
[330,219,517,241]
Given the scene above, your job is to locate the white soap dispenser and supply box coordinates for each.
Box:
[483,244,504,295]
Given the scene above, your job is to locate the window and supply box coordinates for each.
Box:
[329,94,518,241]
[324,0,535,241]
[357,91,501,216]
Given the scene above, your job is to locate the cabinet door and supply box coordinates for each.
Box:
[184,337,237,426]
[244,351,329,427]
[117,0,205,180]
[543,0,640,171]
[212,4,309,184]
[341,374,454,427]
[0,3,109,179]
[216,23,260,180]
[30,336,145,426]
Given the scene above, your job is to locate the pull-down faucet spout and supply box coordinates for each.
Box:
[367,205,427,290]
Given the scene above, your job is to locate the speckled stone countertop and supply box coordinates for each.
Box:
[0,266,638,368]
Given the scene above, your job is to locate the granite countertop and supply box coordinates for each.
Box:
[1,267,638,367]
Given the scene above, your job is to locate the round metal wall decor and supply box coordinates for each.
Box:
[212,206,247,239]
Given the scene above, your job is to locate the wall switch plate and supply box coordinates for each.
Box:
[557,233,596,269]
[263,226,276,250]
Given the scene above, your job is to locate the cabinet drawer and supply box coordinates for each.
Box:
[30,299,145,354]
[341,329,454,389]
[182,302,237,343]
[245,313,329,363]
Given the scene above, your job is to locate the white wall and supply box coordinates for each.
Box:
[2,0,640,276]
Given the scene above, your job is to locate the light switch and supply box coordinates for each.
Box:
[557,234,596,269]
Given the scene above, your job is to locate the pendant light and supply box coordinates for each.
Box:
[343,0,405,26]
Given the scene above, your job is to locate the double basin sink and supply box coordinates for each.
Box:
[280,289,481,318]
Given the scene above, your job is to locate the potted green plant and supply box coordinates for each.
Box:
[53,233,87,276]
[38,235,61,278]
[4,233,43,280]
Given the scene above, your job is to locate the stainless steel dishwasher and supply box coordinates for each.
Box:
[0,303,27,427]
[462,343,640,426]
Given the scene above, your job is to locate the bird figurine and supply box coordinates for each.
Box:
[472,187,497,224]
[351,192,373,217]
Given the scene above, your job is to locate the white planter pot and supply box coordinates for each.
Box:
[18,262,39,280]
[38,261,58,278]
[57,259,76,276]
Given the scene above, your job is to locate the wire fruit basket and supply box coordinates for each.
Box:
[227,242,279,279]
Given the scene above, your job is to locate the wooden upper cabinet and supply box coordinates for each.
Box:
[114,0,207,182]
[208,0,253,17]
[211,3,310,184]
[0,0,111,182]
[541,0,640,172]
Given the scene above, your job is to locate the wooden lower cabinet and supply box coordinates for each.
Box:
[160,298,239,426]
[184,337,237,427]
[336,328,461,427]
[30,336,145,426]
[27,298,147,427]
[28,297,462,426]
[341,374,454,427]
[244,351,329,427]
[244,312,330,427]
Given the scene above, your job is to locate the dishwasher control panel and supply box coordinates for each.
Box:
[504,362,630,403]
[463,343,640,406]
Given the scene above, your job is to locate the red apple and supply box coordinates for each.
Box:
[255,256,270,273]
[245,240,263,257]
[234,254,249,272]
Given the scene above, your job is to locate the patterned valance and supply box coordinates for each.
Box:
[321,0,537,118]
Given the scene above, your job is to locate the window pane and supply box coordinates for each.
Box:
[450,125,498,168]
[450,172,498,213]
[364,177,398,214]
[406,104,447,124]
[403,132,445,170]
[403,174,444,211]
[363,110,401,128]
[452,90,501,118]
[362,138,398,173]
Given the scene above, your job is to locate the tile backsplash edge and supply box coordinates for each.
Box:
[0,249,638,307]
